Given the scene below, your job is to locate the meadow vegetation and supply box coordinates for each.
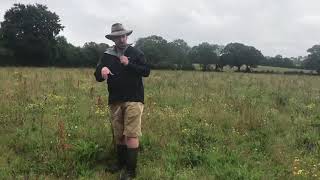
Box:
[0,67,319,179]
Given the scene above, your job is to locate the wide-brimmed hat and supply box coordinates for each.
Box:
[105,23,133,40]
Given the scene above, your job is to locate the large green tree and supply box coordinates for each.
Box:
[304,44,320,73]
[221,43,264,72]
[189,42,219,71]
[167,39,192,69]
[0,29,14,65]
[54,36,81,67]
[134,35,170,68]
[81,42,109,67]
[242,46,265,72]
[0,3,64,66]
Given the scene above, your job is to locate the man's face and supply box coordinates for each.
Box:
[112,35,128,49]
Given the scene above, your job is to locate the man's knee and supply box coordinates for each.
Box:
[126,136,139,148]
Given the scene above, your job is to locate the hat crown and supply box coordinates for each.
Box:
[111,23,126,33]
[105,23,132,40]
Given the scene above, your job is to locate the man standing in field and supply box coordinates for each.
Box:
[94,23,150,179]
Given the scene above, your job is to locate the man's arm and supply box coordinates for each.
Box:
[125,53,150,77]
[94,55,111,82]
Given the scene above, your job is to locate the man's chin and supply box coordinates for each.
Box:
[116,44,127,49]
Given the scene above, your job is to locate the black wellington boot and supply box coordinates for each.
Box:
[120,147,139,180]
[105,144,127,173]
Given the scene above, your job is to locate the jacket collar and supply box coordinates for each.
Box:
[104,44,132,57]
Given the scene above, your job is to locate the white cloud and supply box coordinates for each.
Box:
[298,15,320,26]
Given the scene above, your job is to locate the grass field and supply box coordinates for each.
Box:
[0,67,319,179]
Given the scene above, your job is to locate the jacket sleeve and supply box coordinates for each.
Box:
[94,55,107,82]
[126,52,150,77]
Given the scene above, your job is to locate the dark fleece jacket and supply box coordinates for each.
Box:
[94,46,150,104]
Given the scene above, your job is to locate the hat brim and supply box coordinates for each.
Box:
[105,30,133,40]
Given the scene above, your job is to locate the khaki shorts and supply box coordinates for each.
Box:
[109,102,144,140]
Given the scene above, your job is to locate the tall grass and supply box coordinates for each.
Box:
[0,67,319,179]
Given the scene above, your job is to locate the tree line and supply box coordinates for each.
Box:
[1,3,320,73]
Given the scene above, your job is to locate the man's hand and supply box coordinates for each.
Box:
[101,67,113,79]
[119,55,129,66]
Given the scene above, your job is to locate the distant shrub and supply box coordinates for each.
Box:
[180,64,195,70]
[152,62,177,70]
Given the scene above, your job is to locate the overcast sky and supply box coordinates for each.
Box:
[1,0,320,57]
